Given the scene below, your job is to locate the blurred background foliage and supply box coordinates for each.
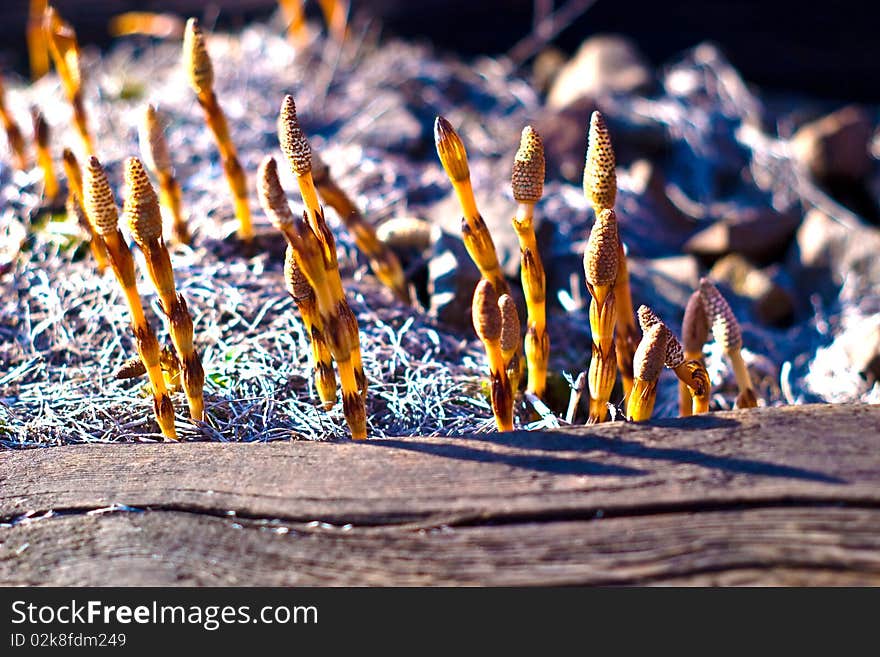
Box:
[0,0,878,100]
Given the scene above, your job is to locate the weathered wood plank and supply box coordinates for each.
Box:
[1,404,879,585]
[2,507,879,586]
[1,405,878,526]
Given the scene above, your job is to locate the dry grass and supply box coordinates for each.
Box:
[0,237,498,446]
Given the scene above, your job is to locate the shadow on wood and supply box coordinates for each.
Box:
[372,418,844,484]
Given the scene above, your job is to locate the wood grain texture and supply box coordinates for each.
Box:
[1,403,879,585]
[3,508,880,586]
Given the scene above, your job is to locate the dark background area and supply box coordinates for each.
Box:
[1,0,879,102]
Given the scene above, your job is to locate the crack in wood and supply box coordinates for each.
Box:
[3,495,879,534]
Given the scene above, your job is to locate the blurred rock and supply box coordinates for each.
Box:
[794,209,844,271]
[547,250,701,329]
[545,249,586,313]
[377,216,439,309]
[842,318,880,385]
[531,47,567,95]
[788,208,880,303]
[620,158,658,196]
[628,254,701,313]
[535,97,670,184]
[377,216,437,254]
[664,43,763,124]
[616,160,697,256]
[645,254,701,290]
[425,190,553,327]
[872,125,880,159]
[357,94,426,154]
[534,97,597,183]
[709,254,795,326]
[428,230,481,327]
[791,105,874,181]
[547,35,653,109]
[0,215,26,276]
[427,227,532,329]
[681,202,801,262]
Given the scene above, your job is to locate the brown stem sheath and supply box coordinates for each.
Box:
[626,323,665,422]
[435,116,509,297]
[44,8,94,156]
[311,156,411,303]
[32,108,58,200]
[699,278,758,410]
[197,91,252,242]
[28,0,50,80]
[140,105,190,244]
[473,279,514,431]
[184,18,252,242]
[583,208,619,424]
[613,242,637,398]
[124,157,204,421]
[85,169,177,438]
[0,76,27,170]
[511,126,548,399]
[637,304,711,417]
[278,97,368,402]
[284,246,337,409]
[62,148,108,272]
[84,157,177,439]
[259,155,367,439]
